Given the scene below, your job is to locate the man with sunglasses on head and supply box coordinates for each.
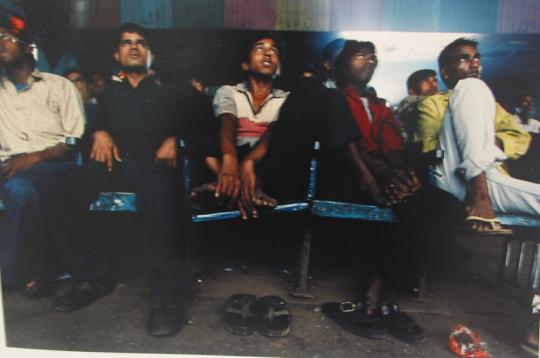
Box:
[413,38,538,232]
[0,9,84,295]
[53,23,191,337]
[415,35,540,358]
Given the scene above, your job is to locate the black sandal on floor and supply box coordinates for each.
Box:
[321,301,387,340]
[381,303,425,344]
[252,295,291,337]
[223,294,257,335]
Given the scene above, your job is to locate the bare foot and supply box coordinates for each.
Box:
[365,274,383,315]
[464,173,500,233]
[253,188,277,208]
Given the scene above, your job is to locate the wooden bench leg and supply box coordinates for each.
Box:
[288,218,314,299]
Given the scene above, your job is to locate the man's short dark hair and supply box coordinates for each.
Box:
[518,90,535,101]
[334,40,376,85]
[63,68,89,83]
[407,69,437,93]
[322,38,346,66]
[116,22,150,48]
[242,32,284,63]
[438,38,478,70]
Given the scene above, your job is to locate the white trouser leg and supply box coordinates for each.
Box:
[486,168,540,216]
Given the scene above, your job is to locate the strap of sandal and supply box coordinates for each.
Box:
[339,301,365,312]
[226,296,254,318]
[260,308,290,320]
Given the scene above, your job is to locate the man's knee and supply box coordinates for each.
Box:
[3,176,39,205]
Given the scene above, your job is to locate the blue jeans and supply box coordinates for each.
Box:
[0,161,74,286]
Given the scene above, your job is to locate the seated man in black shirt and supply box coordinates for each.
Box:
[54,23,190,337]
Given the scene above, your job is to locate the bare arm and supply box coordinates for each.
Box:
[239,130,274,217]
[346,141,387,206]
[354,143,419,205]
[216,113,241,198]
[2,143,72,180]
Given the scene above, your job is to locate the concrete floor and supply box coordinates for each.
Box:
[1,217,537,357]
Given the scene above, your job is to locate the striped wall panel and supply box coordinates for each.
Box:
[70,0,119,29]
[224,0,276,30]
[173,0,224,28]
[276,0,331,31]
[497,0,540,33]
[120,0,172,29]
[382,0,441,32]
[67,0,540,34]
[438,0,498,33]
[329,0,384,31]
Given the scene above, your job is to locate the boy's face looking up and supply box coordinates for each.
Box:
[242,37,280,78]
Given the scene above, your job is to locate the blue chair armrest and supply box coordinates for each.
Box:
[191,202,309,223]
[310,200,397,222]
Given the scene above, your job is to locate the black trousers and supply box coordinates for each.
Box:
[61,158,189,292]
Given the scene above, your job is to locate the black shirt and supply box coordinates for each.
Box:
[258,77,361,200]
[91,75,181,159]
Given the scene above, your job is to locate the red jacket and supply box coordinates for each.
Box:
[342,86,404,153]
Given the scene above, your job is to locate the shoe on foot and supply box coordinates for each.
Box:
[53,281,114,312]
[148,293,187,337]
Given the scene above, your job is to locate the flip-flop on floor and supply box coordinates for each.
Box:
[252,295,291,337]
[223,294,257,335]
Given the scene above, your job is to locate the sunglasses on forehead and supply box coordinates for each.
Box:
[453,53,481,63]
[0,31,22,43]
[119,39,148,48]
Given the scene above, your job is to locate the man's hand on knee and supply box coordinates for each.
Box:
[90,130,122,171]
[155,136,178,168]
[1,153,41,180]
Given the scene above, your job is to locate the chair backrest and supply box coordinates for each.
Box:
[179,139,191,197]
[306,141,320,202]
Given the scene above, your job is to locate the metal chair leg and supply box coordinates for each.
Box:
[497,236,511,287]
[529,242,540,295]
[288,218,314,298]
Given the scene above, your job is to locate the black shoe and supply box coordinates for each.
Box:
[53,281,114,312]
[148,293,187,337]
